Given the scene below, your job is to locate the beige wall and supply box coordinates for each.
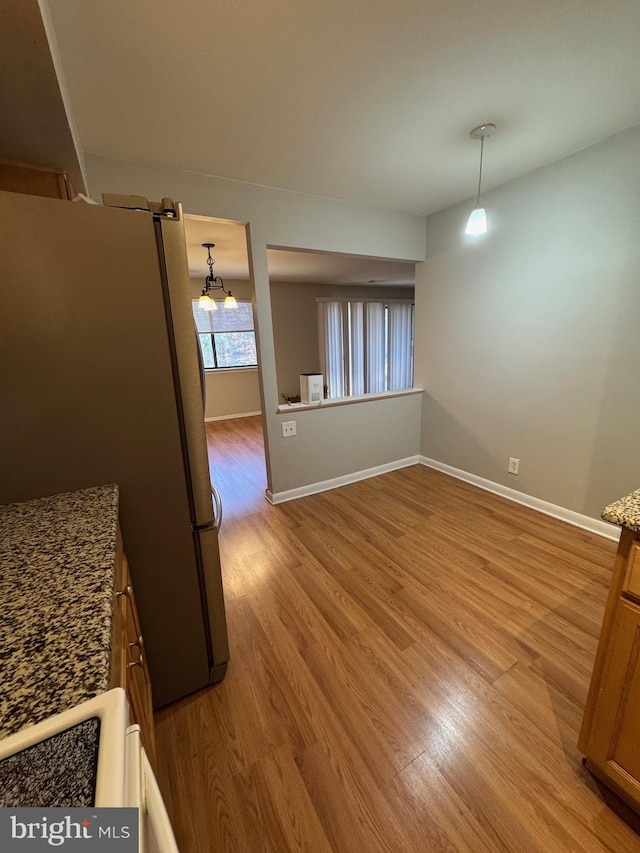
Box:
[274,392,422,494]
[202,369,261,420]
[270,281,414,401]
[414,125,640,520]
[189,277,261,419]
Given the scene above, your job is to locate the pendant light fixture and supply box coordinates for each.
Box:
[198,242,237,311]
[464,123,496,236]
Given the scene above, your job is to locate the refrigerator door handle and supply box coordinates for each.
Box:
[211,484,223,531]
[195,327,206,405]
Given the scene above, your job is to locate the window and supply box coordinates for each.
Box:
[192,300,257,369]
[318,299,414,398]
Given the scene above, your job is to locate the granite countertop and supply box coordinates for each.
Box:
[0,484,119,740]
[602,489,640,533]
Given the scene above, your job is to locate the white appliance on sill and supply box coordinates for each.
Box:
[0,689,178,852]
[300,373,323,404]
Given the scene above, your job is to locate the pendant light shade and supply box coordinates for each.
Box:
[465,123,495,236]
[465,206,487,236]
[199,293,217,311]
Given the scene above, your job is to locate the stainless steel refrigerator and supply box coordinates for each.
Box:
[0,189,229,708]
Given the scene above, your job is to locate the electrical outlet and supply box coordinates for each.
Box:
[282,420,297,438]
[508,457,520,475]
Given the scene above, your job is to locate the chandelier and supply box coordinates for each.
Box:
[198,243,237,311]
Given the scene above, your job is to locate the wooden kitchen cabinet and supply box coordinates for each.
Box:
[580,527,640,813]
[0,158,74,199]
[110,529,156,766]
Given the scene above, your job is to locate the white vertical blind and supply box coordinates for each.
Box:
[388,302,414,390]
[365,302,386,393]
[349,301,365,395]
[319,298,413,399]
[320,301,346,398]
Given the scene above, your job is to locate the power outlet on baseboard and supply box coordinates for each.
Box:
[508,457,520,475]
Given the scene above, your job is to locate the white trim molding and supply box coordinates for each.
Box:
[266,455,420,505]
[205,411,261,422]
[420,456,620,542]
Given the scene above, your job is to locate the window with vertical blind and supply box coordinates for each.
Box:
[192,300,257,369]
[318,299,414,399]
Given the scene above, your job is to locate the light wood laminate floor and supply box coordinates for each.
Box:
[154,416,640,852]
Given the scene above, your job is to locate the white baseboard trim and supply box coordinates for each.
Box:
[266,455,421,505]
[204,411,262,422]
[419,456,620,542]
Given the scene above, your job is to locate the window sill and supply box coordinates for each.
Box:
[277,386,423,413]
[204,366,258,374]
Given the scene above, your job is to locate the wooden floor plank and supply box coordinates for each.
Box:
[154,416,640,852]
[251,745,334,853]
[385,750,514,853]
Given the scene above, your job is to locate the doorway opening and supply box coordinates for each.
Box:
[184,213,267,518]
[267,245,416,407]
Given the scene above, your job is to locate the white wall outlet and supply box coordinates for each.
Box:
[282,420,297,437]
[508,457,520,475]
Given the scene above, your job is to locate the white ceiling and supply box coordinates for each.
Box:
[43,0,640,218]
[184,216,250,282]
[13,1,637,284]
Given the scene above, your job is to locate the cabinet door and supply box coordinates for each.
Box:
[122,556,156,764]
[110,540,157,766]
[586,597,640,807]
[121,555,157,766]
[622,543,640,603]
[110,544,128,690]
[0,160,72,199]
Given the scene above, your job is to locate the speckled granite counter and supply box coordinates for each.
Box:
[0,484,119,740]
[602,489,640,533]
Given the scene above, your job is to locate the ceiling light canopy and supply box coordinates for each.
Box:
[198,243,237,311]
[464,123,496,237]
